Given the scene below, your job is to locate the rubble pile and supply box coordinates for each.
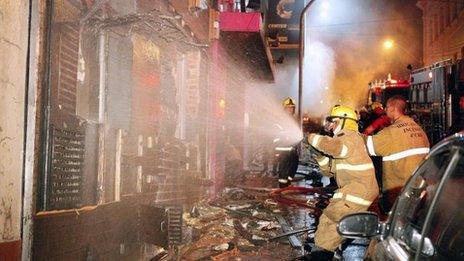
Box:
[178,187,313,260]
[224,170,278,188]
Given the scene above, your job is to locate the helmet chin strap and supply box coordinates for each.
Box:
[340,118,347,130]
[333,119,344,135]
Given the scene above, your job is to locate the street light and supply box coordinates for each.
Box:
[383,39,394,50]
[382,38,422,64]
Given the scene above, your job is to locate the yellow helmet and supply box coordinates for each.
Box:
[282,97,296,107]
[327,105,358,131]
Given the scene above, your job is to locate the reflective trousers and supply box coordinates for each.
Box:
[315,199,369,251]
[277,149,299,188]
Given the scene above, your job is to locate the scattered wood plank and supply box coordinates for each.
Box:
[276,215,303,249]
[269,228,315,241]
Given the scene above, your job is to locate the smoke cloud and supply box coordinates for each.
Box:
[302,41,336,117]
[302,0,422,112]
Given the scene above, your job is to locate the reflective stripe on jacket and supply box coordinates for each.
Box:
[308,131,378,204]
[366,115,429,191]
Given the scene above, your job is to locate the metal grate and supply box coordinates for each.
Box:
[167,206,183,246]
[47,126,85,210]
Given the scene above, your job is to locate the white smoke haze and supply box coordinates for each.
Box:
[168,0,421,174]
[185,0,422,166]
[245,85,303,145]
[302,41,336,117]
[271,52,299,100]
[183,0,419,150]
[300,0,422,113]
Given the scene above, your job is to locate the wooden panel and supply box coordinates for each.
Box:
[57,23,79,115]
[33,196,152,260]
[138,205,168,247]
[0,240,21,261]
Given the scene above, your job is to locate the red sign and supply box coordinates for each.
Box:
[219,12,261,32]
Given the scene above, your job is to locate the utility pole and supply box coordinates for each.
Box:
[298,0,316,126]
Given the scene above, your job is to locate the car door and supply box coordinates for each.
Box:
[372,145,461,260]
[413,147,464,260]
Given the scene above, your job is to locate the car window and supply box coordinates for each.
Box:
[389,150,452,254]
[422,151,464,260]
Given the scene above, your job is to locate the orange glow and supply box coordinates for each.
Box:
[219,98,226,109]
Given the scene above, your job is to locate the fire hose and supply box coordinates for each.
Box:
[269,186,331,217]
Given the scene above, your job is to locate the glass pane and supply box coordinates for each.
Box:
[424,151,464,259]
[42,1,90,210]
[390,150,451,252]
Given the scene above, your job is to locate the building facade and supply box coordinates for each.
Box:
[418,0,464,65]
[0,1,29,259]
[0,0,276,259]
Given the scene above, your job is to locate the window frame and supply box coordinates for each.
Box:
[414,147,462,260]
[385,144,462,259]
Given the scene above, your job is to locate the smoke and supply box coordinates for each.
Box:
[330,37,390,108]
[301,0,422,111]
[195,0,422,163]
[302,41,336,117]
[245,85,303,145]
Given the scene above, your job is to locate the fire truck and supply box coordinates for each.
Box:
[409,60,464,144]
[367,75,410,106]
[366,60,464,145]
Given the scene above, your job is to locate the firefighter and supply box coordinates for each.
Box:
[363,102,391,135]
[306,105,379,258]
[276,97,299,188]
[282,97,296,115]
[366,95,429,212]
[225,136,243,185]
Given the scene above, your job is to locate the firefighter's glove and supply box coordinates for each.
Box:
[315,199,328,209]
[302,139,320,157]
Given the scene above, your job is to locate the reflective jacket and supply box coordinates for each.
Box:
[308,130,379,206]
[363,115,391,135]
[366,115,430,191]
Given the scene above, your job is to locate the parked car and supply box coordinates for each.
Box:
[337,132,464,260]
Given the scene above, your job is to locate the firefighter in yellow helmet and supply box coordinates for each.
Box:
[282,97,296,115]
[306,105,379,258]
[274,97,299,187]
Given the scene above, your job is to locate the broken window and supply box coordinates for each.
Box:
[39,0,209,211]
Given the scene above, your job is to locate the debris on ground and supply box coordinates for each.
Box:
[177,176,327,260]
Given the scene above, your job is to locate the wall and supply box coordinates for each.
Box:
[0,0,29,259]
[419,0,464,64]
[32,195,149,260]
[170,0,210,43]
[32,0,210,257]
